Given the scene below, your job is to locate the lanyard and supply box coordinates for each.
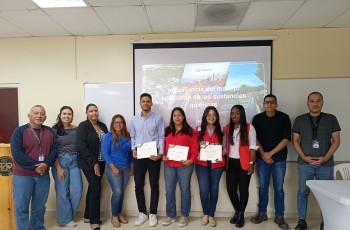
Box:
[308,112,322,140]
[28,124,43,154]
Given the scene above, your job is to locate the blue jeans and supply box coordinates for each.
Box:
[297,164,333,220]
[257,158,286,218]
[195,164,224,217]
[105,164,130,216]
[13,173,50,230]
[164,164,194,217]
[51,153,82,225]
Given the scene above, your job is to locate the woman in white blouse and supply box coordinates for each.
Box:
[224,104,258,228]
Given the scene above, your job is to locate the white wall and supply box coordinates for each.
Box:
[2,28,350,218]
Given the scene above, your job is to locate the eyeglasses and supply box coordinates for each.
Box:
[113,121,123,125]
[264,101,276,105]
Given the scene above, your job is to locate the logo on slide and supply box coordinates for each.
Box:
[196,68,212,72]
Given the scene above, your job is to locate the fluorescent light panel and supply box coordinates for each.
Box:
[32,0,87,8]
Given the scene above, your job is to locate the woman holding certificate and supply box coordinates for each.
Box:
[162,107,198,227]
[102,114,134,227]
[194,106,225,227]
[224,104,258,228]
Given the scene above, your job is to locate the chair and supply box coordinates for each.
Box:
[334,163,350,180]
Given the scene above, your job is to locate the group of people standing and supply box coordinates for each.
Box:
[10,91,340,230]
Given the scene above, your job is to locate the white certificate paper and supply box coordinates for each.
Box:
[167,145,189,161]
[200,145,222,162]
[137,141,157,159]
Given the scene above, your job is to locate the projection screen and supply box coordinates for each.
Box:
[134,40,272,128]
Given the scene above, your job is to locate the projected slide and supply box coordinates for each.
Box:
[141,61,267,128]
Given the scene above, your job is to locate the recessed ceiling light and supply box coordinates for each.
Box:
[32,0,87,8]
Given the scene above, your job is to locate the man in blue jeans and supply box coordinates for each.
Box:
[292,92,341,230]
[251,94,291,230]
[10,105,57,230]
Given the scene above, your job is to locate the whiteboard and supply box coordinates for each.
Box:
[84,82,134,130]
[273,78,349,162]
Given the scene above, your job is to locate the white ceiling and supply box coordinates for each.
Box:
[0,0,350,38]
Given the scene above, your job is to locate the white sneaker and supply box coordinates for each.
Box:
[149,214,158,227]
[162,217,176,226]
[178,216,189,227]
[134,212,148,226]
[64,220,77,227]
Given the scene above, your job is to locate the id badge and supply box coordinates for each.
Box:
[38,153,45,162]
[312,139,320,149]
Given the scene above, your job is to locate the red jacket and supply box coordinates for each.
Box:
[224,123,251,170]
[194,127,225,169]
[164,129,198,167]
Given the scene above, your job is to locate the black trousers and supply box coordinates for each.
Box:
[82,161,105,224]
[226,158,252,212]
[134,158,161,214]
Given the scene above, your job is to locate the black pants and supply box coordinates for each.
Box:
[226,158,251,212]
[82,161,105,224]
[134,158,161,214]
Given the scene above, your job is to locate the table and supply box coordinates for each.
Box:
[306,180,350,230]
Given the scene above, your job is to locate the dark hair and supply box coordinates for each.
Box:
[109,114,130,149]
[199,106,223,144]
[307,91,323,101]
[229,104,248,146]
[165,107,193,137]
[86,103,97,112]
[140,93,152,102]
[52,106,74,136]
[264,94,277,103]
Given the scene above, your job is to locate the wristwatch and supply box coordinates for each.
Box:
[249,161,256,165]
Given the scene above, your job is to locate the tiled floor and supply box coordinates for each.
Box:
[45,214,323,230]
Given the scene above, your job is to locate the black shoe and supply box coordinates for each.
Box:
[295,219,307,230]
[230,212,239,224]
[251,213,268,224]
[235,212,245,228]
[274,217,289,230]
[320,221,324,230]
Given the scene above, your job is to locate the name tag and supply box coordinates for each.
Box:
[312,139,319,149]
[38,153,45,162]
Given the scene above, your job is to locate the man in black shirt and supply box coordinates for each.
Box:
[251,94,291,230]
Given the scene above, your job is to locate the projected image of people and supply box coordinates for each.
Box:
[142,61,267,128]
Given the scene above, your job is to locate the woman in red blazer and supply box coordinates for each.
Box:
[195,106,225,227]
[224,104,258,228]
[162,107,198,227]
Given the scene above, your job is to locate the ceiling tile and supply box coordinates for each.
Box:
[44,8,111,36]
[0,0,38,10]
[284,0,350,28]
[143,0,195,5]
[327,9,350,28]
[198,0,250,3]
[240,0,304,30]
[0,17,31,37]
[146,4,196,33]
[0,9,70,36]
[86,0,141,7]
[94,6,151,34]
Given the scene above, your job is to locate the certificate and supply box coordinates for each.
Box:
[136,141,157,159]
[167,145,189,161]
[200,144,222,162]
